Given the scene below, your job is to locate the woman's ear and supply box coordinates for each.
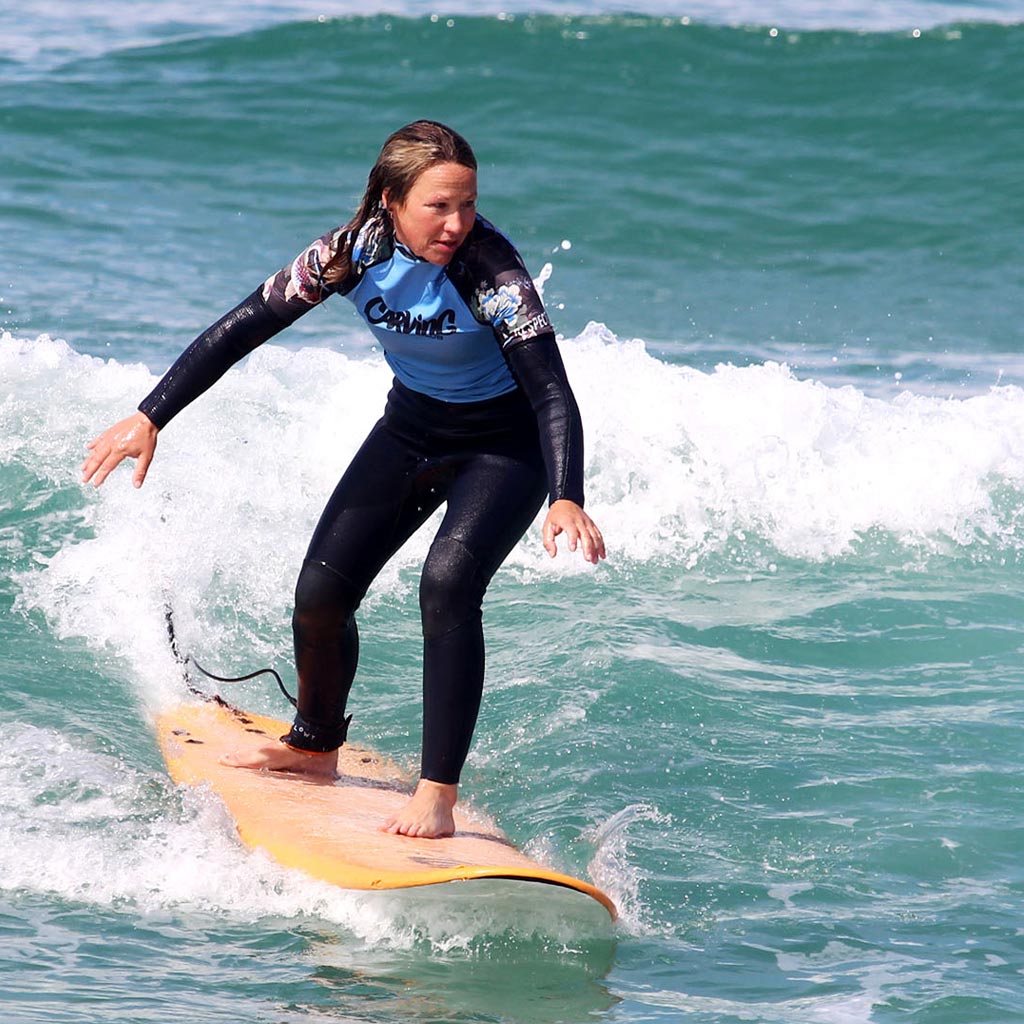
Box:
[380,188,390,210]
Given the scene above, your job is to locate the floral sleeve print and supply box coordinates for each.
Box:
[261,226,346,316]
[349,213,393,272]
[449,217,553,349]
[473,273,552,347]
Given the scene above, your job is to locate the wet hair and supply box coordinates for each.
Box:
[322,120,477,284]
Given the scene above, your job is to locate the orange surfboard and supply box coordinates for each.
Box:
[156,701,616,919]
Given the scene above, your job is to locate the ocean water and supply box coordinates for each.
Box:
[3,2,1024,1022]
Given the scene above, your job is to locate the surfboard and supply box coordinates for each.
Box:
[156,700,616,919]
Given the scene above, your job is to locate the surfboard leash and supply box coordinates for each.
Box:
[163,603,298,709]
[187,657,298,708]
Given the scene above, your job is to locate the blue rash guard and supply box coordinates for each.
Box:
[141,210,585,507]
[260,212,555,403]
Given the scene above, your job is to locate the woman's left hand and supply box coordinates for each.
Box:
[542,499,606,564]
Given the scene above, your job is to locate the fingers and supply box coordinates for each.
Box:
[542,517,560,558]
[573,518,605,564]
[132,445,154,489]
[82,432,130,487]
[80,439,121,487]
[80,437,103,483]
[580,520,606,564]
[81,413,158,489]
[542,515,582,558]
[543,501,607,564]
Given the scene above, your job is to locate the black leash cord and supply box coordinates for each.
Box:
[187,657,298,709]
[164,602,297,708]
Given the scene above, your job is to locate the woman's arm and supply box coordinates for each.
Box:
[138,287,292,430]
[82,287,294,488]
[504,333,605,563]
[82,224,348,488]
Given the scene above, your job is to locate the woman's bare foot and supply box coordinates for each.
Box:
[382,779,457,838]
[220,739,338,779]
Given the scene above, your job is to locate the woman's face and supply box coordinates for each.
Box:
[384,162,478,266]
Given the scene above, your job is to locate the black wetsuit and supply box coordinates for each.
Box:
[140,213,585,784]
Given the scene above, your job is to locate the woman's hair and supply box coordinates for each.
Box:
[322,120,477,284]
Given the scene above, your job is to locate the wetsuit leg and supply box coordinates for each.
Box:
[288,561,361,749]
[287,420,446,751]
[288,384,547,769]
[418,450,547,784]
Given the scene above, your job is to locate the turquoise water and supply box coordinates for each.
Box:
[3,3,1024,1021]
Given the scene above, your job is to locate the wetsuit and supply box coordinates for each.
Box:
[139,212,585,784]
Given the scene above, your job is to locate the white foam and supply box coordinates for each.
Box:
[561,325,1024,564]
[5,332,396,710]
[9,326,1024,695]
[583,802,673,935]
[0,721,310,918]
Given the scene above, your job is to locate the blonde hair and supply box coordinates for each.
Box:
[323,121,477,284]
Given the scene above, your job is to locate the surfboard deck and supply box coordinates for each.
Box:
[156,701,616,919]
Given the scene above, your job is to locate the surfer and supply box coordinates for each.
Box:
[82,120,605,839]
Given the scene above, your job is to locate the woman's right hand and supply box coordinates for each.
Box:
[81,411,159,489]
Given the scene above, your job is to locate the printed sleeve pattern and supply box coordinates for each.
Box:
[449,218,553,349]
[260,226,348,317]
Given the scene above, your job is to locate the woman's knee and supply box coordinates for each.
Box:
[293,560,362,637]
[419,537,486,640]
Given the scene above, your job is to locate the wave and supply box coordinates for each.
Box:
[3,2,1022,69]
[4,327,1023,1007]
[4,322,1023,809]
[6,326,1024,656]
[4,11,1020,370]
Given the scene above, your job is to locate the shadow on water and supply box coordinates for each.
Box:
[306,939,619,1024]
[1,889,618,1024]
[296,882,620,1023]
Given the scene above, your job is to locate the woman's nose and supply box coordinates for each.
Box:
[446,209,472,236]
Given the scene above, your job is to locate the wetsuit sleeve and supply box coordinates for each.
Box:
[138,287,293,429]
[138,226,349,428]
[449,218,584,504]
[503,332,586,507]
